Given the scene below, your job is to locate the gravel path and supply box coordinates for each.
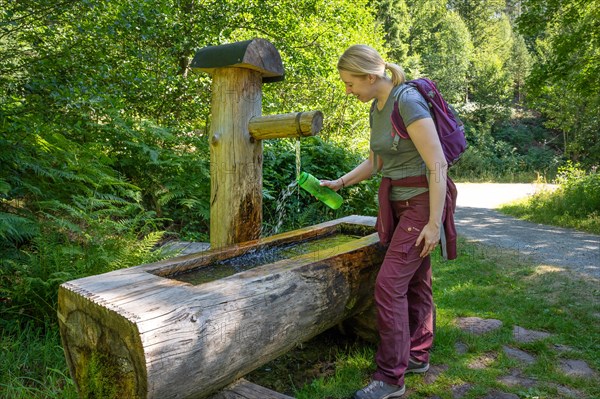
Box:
[454,183,600,279]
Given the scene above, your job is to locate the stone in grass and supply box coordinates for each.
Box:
[559,359,598,378]
[455,341,468,354]
[468,352,497,369]
[482,391,519,399]
[450,383,473,399]
[502,345,536,365]
[423,364,448,384]
[554,384,584,398]
[552,343,574,353]
[456,317,503,335]
[497,369,538,388]
[512,326,551,343]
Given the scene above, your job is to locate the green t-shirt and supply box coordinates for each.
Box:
[370,84,432,201]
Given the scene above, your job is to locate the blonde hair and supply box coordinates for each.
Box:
[337,44,406,86]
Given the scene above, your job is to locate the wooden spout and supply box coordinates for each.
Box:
[248,111,323,139]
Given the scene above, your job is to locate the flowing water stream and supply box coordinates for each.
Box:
[264,139,303,237]
[295,138,301,181]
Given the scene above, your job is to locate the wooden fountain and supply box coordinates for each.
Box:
[58,38,382,399]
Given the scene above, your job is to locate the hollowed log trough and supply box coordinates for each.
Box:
[58,216,384,399]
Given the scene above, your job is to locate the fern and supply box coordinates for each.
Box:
[0,212,39,243]
[0,179,10,195]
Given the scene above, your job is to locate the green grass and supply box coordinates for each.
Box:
[250,238,600,398]
[499,166,600,235]
[0,323,78,398]
[2,239,598,398]
[500,190,600,235]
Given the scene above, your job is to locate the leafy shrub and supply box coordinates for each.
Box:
[0,111,175,326]
[501,162,600,234]
[0,198,169,327]
[452,115,562,182]
[554,163,600,217]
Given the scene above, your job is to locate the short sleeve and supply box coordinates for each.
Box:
[397,87,431,127]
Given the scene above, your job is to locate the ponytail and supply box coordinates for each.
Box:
[384,62,406,86]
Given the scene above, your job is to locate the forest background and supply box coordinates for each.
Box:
[1,0,598,397]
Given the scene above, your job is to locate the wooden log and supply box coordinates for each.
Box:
[208,67,263,249]
[58,216,385,399]
[209,379,294,399]
[248,111,323,140]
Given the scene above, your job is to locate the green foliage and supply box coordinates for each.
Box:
[448,0,516,112]
[451,111,562,182]
[1,103,174,325]
[518,0,600,167]
[555,163,600,218]
[448,0,507,48]
[262,138,379,234]
[373,0,476,103]
[417,10,472,104]
[0,0,597,396]
[506,33,534,102]
[371,0,411,61]
[501,163,600,234]
[0,208,168,326]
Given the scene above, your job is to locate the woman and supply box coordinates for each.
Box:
[320,45,448,399]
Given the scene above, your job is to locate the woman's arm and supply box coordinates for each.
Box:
[320,150,381,191]
[406,117,448,257]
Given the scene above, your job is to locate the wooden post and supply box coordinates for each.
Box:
[191,39,283,248]
[191,39,323,248]
[191,39,285,249]
[209,67,263,248]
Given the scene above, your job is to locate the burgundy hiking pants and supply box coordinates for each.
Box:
[373,191,434,387]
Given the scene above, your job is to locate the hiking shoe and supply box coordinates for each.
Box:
[353,380,405,399]
[406,358,430,374]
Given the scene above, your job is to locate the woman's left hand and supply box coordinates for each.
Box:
[415,222,440,258]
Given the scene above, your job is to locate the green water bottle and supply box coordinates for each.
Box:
[297,171,343,210]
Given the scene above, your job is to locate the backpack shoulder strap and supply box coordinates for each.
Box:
[390,84,412,142]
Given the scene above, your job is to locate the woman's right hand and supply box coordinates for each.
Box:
[318,155,374,193]
[319,178,344,192]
